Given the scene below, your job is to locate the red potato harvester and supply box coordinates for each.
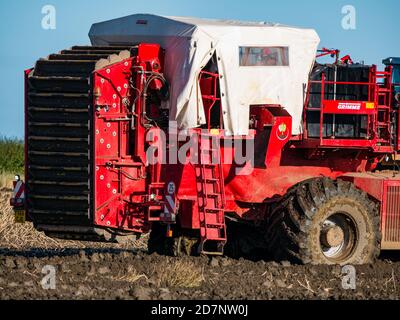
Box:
[11,14,400,265]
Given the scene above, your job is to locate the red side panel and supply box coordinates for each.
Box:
[92,58,147,233]
[323,100,375,115]
[381,180,400,249]
[342,172,400,250]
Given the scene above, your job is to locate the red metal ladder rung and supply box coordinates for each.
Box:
[196,133,227,255]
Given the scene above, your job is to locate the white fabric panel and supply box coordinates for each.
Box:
[89,14,320,135]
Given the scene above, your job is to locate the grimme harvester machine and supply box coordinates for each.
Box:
[11,14,400,265]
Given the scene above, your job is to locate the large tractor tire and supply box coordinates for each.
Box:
[265,178,381,265]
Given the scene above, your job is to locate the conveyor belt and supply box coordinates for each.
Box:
[26,45,134,239]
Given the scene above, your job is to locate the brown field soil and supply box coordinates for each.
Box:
[1,188,400,300]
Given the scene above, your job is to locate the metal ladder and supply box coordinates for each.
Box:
[375,69,393,146]
[195,133,227,255]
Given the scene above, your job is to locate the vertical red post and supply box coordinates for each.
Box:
[320,73,325,143]
[24,69,32,214]
[396,78,400,150]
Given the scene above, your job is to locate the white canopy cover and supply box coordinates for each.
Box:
[89,14,320,135]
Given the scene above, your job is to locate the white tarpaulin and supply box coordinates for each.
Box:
[89,14,320,135]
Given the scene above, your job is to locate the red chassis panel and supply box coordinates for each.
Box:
[322,100,375,115]
[381,180,400,249]
[341,172,400,250]
[93,57,146,233]
[92,44,164,234]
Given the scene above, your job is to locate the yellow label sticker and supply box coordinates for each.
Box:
[366,102,375,109]
[209,129,220,136]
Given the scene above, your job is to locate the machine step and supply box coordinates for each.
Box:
[195,133,227,255]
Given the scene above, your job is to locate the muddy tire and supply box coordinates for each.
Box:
[265,178,381,265]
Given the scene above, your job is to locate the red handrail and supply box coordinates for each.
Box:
[304,67,394,150]
[199,71,221,131]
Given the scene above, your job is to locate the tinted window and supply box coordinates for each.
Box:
[393,67,400,84]
[239,47,289,66]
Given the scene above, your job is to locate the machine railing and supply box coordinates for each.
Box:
[303,66,395,152]
[199,71,222,131]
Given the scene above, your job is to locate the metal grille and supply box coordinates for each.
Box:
[384,185,400,244]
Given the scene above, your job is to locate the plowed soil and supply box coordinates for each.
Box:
[1,189,400,300]
[1,249,400,300]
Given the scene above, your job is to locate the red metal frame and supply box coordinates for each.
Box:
[381,179,400,249]
[342,172,400,250]
[302,65,394,153]
[398,104,400,152]
[316,48,353,65]
[199,71,222,131]
[316,48,340,62]
[91,44,165,233]
[23,69,32,220]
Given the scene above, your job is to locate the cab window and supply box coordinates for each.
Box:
[239,47,289,66]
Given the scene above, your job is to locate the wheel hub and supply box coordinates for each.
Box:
[321,226,344,247]
[320,212,358,262]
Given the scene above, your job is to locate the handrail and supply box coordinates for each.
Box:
[309,80,376,86]
[319,73,325,142]
[304,68,394,150]
[199,71,221,131]
[307,72,384,110]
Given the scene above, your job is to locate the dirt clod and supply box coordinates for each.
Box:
[98,266,110,274]
[130,286,152,300]
[281,261,291,267]
[275,279,287,288]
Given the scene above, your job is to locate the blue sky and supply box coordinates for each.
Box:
[0,0,398,138]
